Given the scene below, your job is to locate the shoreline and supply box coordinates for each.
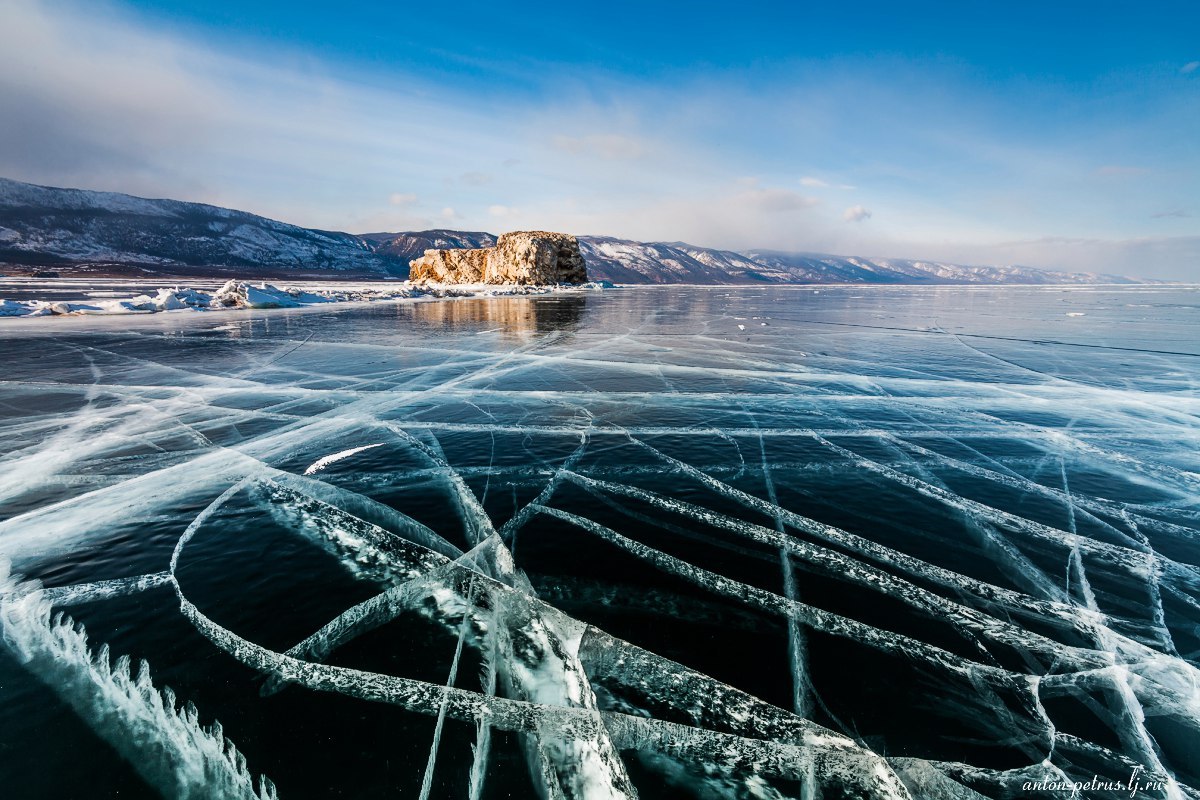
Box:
[0,278,614,318]
[1,278,1191,322]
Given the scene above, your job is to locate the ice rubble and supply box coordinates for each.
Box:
[0,278,612,317]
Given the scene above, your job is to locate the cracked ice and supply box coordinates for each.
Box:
[1,285,1198,799]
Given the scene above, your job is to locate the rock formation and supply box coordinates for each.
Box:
[406,247,489,283]
[409,230,588,285]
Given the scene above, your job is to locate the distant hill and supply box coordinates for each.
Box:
[360,229,496,264]
[353,232,1142,286]
[0,177,396,278]
[735,249,1135,285]
[0,178,1140,284]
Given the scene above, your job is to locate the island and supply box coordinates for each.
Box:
[408,230,588,285]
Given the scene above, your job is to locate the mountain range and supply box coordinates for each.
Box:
[0,178,1140,284]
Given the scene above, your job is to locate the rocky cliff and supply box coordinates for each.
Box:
[406,247,490,282]
[409,230,588,285]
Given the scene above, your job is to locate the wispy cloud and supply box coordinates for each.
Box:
[1182,61,1200,74]
[549,133,647,160]
[458,172,492,186]
[487,204,520,218]
[733,180,820,213]
[799,176,857,191]
[1151,210,1190,219]
[0,0,523,230]
[969,235,1200,279]
[0,0,1197,278]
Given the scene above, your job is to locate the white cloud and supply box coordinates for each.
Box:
[1181,61,1200,74]
[945,235,1200,280]
[550,133,647,160]
[488,204,519,218]
[843,205,872,222]
[801,176,857,190]
[522,179,837,252]
[459,172,492,186]
[1,0,1196,279]
[734,185,820,213]
[389,192,418,206]
[0,0,524,229]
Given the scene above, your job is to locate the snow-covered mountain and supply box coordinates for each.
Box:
[572,238,1135,285]
[738,249,1136,285]
[360,229,496,263]
[0,177,396,275]
[357,233,1139,286]
[573,237,766,283]
[0,178,1141,284]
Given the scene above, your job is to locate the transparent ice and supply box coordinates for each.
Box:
[0,285,1198,799]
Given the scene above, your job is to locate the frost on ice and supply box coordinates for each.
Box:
[0,563,277,800]
[1,286,1198,798]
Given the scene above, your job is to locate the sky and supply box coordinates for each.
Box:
[1,0,1197,278]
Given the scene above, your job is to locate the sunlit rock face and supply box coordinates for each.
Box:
[409,231,588,285]
[486,231,588,284]
[407,247,489,283]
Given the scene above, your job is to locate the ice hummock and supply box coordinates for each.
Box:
[0,278,613,317]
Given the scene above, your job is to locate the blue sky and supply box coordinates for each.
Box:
[1,0,1197,277]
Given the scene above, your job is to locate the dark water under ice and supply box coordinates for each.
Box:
[1,285,1198,799]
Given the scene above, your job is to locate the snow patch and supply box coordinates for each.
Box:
[303,443,385,475]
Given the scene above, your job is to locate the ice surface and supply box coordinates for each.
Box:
[1,285,1198,798]
[0,563,277,800]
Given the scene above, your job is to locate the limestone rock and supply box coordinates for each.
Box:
[408,247,489,283]
[408,230,588,285]
[485,231,588,284]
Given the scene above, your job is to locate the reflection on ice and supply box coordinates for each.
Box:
[1,285,1198,799]
[407,294,588,338]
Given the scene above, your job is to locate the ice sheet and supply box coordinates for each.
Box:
[1,284,1198,799]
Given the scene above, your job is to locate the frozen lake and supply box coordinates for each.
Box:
[1,284,1198,799]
